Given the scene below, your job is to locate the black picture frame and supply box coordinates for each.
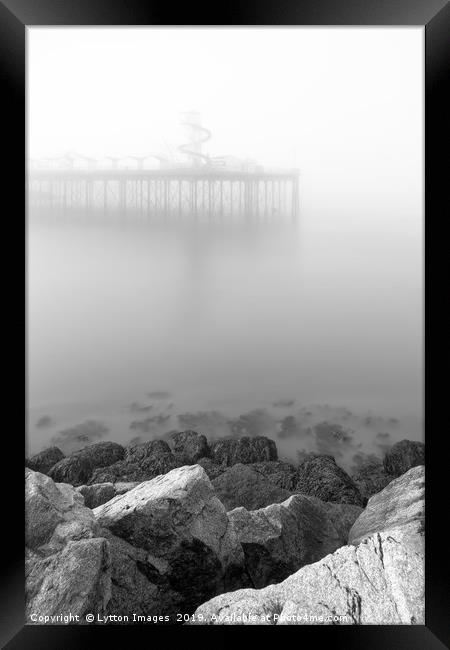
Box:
[1,1,448,648]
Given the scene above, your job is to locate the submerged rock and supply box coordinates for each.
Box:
[50,420,110,455]
[94,464,245,617]
[25,469,111,622]
[383,439,425,478]
[192,528,424,625]
[48,442,125,487]
[228,494,362,588]
[26,447,64,475]
[211,436,277,467]
[212,463,292,511]
[171,430,210,464]
[295,455,363,506]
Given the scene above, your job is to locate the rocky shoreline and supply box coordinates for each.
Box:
[25,432,424,625]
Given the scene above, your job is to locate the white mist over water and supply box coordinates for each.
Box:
[26,28,423,468]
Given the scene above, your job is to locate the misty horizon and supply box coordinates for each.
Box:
[27,27,423,470]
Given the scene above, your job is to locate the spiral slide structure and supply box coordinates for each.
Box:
[178,112,212,166]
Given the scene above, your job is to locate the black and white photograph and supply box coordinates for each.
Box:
[0,1,444,641]
[23,24,428,628]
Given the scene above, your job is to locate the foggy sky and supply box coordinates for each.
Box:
[27,28,424,457]
[28,27,423,223]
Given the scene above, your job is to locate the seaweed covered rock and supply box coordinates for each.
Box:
[212,464,292,511]
[250,461,298,491]
[48,442,125,487]
[383,439,425,478]
[295,455,363,506]
[94,465,245,617]
[211,436,278,467]
[26,447,64,475]
[171,430,210,464]
[88,440,179,484]
[196,457,226,481]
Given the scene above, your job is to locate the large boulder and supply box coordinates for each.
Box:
[383,439,425,478]
[349,465,424,551]
[171,430,210,464]
[211,436,278,467]
[94,465,245,617]
[250,461,298,491]
[26,540,111,623]
[212,464,292,511]
[26,468,100,549]
[88,440,179,484]
[25,469,111,622]
[192,528,424,625]
[228,495,362,588]
[295,455,363,506]
[351,460,393,502]
[114,481,141,494]
[26,447,64,475]
[48,442,125,487]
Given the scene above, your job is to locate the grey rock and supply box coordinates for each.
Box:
[76,483,117,509]
[25,469,111,622]
[349,465,424,551]
[48,442,125,487]
[88,440,179,484]
[26,447,64,475]
[114,481,141,494]
[211,436,278,467]
[383,439,425,478]
[351,460,393,502]
[125,439,172,464]
[171,430,210,464]
[311,499,364,543]
[295,455,363,506]
[250,461,298,491]
[196,457,225,481]
[193,529,424,624]
[94,465,245,616]
[26,539,111,623]
[228,494,362,588]
[76,481,143,508]
[212,463,292,511]
[25,468,99,550]
[99,529,176,618]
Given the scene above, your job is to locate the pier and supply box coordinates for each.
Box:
[28,112,300,222]
[28,168,300,222]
